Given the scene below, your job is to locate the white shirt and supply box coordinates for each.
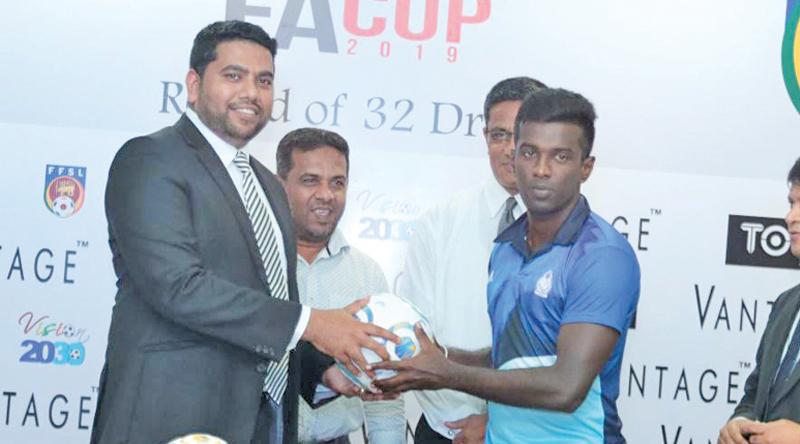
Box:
[398,178,525,439]
[296,230,405,443]
[185,108,309,351]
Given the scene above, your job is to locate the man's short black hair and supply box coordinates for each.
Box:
[483,77,548,124]
[276,128,350,179]
[190,20,277,77]
[514,88,597,158]
[789,157,800,185]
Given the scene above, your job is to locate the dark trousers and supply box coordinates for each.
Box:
[414,415,452,444]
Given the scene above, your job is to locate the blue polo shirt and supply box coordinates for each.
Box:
[486,196,640,444]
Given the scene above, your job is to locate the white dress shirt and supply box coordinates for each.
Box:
[398,177,525,439]
[185,108,309,350]
[296,229,405,444]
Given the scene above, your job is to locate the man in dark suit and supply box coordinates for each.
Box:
[91,21,396,444]
[718,157,800,444]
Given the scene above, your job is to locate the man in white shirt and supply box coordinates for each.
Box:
[277,128,406,444]
[398,77,546,443]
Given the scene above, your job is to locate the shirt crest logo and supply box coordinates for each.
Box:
[534,270,553,298]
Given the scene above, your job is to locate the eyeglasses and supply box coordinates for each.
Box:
[486,128,513,144]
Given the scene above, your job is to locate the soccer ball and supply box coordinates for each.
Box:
[167,434,227,444]
[51,195,75,218]
[337,293,432,392]
[69,348,82,361]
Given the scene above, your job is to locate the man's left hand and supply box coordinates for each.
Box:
[371,323,451,393]
[321,366,401,401]
[741,419,800,444]
[446,413,487,444]
[321,365,360,397]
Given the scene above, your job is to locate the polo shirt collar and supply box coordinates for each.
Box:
[498,195,591,260]
[303,229,350,265]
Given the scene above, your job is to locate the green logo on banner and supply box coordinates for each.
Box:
[784,4,800,114]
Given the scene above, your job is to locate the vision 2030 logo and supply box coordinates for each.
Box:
[784,0,800,114]
[17,311,90,366]
[226,0,491,63]
[44,164,87,218]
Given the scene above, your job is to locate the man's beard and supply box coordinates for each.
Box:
[194,95,266,146]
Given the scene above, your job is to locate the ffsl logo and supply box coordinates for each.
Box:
[725,215,798,269]
[44,164,87,218]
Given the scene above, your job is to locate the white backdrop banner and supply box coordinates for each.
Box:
[2,1,799,443]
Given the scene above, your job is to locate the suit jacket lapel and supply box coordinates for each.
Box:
[175,115,270,291]
[766,293,800,410]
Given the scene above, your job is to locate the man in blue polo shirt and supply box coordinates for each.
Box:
[374,88,640,443]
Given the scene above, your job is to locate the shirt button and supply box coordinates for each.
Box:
[256,362,268,373]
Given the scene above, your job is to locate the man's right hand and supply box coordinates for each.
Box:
[303,297,400,377]
[718,417,755,444]
[446,414,487,444]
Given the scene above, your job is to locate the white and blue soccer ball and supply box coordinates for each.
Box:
[337,293,432,392]
[167,434,227,444]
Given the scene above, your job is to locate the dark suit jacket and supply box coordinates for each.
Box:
[733,283,800,422]
[91,115,331,444]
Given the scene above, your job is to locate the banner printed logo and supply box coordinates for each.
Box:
[44,164,87,218]
[784,0,800,114]
[225,0,492,62]
[17,311,90,366]
[725,214,799,269]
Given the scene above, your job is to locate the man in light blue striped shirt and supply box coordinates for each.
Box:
[277,128,406,444]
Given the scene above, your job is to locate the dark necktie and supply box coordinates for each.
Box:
[233,151,290,403]
[497,196,517,234]
[772,316,800,391]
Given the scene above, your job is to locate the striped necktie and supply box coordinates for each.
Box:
[233,151,290,403]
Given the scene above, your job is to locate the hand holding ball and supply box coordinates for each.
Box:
[337,293,432,392]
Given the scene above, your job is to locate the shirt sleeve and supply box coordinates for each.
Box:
[368,257,390,295]
[561,246,640,334]
[286,305,311,351]
[397,213,437,327]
